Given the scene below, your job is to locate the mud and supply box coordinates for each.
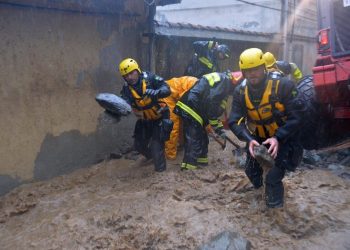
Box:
[0,137,350,249]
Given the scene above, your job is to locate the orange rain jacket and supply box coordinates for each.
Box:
[163,76,198,159]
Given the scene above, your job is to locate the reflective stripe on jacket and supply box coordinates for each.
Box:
[176,101,204,125]
[198,57,215,71]
[203,72,221,86]
[245,79,286,138]
[275,61,303,83]
[175,72,234,128]
[290,63,303,82]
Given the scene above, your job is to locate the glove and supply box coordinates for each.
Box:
[133,109,144,119]
[215,127,227,140]
[145,89,160,98]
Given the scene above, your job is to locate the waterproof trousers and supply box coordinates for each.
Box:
[164,76,197,159]
[181,118,209,170]
[133,118,166,172]
[244,138,302,208]
[164,98,181,160]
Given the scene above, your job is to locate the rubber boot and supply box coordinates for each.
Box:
[245,159,263,189]
[181,162,198,170]
[265,183,284,208]
[196,156,208,167]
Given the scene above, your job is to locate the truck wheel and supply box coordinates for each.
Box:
[297,76,320,149]
[297,75,316,106]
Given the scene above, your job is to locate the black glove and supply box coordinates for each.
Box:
[215,127,227,139]
[145,89,160,98]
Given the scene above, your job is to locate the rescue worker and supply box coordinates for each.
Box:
[119,58,172,172]
[174,71,238,170]
[163,76,198,160]
[228,48,304,208]
[263,52,303,83]
[264,52,318,164]
[184,40,230,78]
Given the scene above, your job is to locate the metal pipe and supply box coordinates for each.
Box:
[281,0,289,61]
[147,2,157,72]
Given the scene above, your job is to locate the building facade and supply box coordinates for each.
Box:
[155,0,318,77]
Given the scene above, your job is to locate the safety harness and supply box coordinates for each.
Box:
[129,77,164,120]
[244,79,286,138]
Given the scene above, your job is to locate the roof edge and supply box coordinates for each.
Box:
[154,20,276,37]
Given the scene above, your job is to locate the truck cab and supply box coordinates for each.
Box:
[313,0,350,113]
[299,0,350,149]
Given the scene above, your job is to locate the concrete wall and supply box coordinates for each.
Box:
[0,3,149,195]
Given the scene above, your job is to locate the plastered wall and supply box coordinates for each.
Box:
[0,4,146,194]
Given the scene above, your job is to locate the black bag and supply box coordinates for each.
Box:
[159,118,174,141]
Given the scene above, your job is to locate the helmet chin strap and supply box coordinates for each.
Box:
[125,72,141,86]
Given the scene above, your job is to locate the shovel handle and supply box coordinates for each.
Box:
[206,126,226,149]
[208,133,226,150]
[224,135,242,149]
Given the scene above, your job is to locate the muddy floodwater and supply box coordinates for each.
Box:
[0,139,350,249]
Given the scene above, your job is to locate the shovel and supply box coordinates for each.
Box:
[208,131,227,150]
[222,134,244,157]
[207,126,244,157]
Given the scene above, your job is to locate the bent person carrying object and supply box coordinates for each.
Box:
[228,48,304,208]
[174,71,240,170]
[118,58,172,172]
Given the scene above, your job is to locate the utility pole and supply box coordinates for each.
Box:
[281,0,289,61]
[147,1,157,72]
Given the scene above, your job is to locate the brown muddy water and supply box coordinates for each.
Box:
[0,138,349,249]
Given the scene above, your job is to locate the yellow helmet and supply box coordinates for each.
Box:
[119,58,141,76]
[263,52,276,68]
[239,48,265,70]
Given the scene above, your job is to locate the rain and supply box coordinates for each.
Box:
[0,0,350,249]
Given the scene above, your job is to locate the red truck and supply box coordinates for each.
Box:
[298,0,350,150]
